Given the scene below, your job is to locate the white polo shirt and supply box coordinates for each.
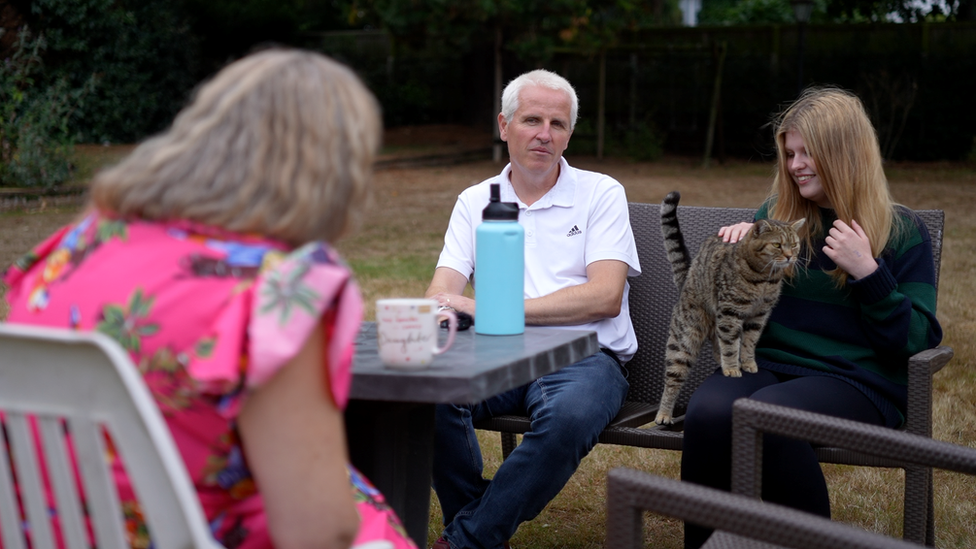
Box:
[436,157,641,363]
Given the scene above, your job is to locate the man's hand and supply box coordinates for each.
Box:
[425,267,474,316]
[824,219,878,280]
[430,292,474,316]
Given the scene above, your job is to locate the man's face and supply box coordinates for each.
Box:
[498,85,573,181]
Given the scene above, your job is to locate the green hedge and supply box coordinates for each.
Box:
[27,0,198,144]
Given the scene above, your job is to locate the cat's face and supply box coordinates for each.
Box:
[743,218,805,271]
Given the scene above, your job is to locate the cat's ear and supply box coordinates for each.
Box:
[753,219,773,235]
[790,218,806,231]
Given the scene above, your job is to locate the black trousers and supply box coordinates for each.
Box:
[680,368,886,549]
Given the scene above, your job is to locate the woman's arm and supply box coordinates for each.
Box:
[848,217,942,360]
[238,324,359,549]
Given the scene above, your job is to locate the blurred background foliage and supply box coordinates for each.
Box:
[699,0,974,24]
[0,27,95,187]
[16,0,198,144]
[342,0,682,60]
[0,0,973,187]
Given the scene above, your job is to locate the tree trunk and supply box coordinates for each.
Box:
[493,25,504,163]
[703,41,727,168]
[597,50,606,160]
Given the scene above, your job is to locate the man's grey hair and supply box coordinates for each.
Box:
[500,69,579,131]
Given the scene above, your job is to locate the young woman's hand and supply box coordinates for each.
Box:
[823,219,878,279]
[718,222,755,243]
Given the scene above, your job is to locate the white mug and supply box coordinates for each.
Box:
[376,298,458,369]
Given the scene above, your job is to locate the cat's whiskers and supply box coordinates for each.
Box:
[763,258,784,274]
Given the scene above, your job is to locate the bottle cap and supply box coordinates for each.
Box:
[483,183,519,221]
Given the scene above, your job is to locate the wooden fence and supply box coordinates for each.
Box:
[304,22,976,162]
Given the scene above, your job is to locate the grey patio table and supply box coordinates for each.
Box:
[344,321,599,547]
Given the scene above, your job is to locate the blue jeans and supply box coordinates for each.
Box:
[431,351,629,549]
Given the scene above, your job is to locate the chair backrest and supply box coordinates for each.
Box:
[0,324,220,549]
[626,203,756,414]
[914,209,944,291]
[625,203,945,417]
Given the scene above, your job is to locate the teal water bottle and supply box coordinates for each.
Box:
[475,183,525,335]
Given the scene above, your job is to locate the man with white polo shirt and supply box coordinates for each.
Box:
[424,69,640,549]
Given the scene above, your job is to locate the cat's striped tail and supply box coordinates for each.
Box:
[661,191,691,289]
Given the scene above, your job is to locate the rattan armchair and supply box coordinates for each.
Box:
[476,203,951,545]
[604,398,976,549]
[607,467,921,549]
[731,398,976,542]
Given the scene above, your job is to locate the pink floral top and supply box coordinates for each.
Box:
[2,213,415,549]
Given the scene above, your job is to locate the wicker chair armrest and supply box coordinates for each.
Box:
[904,345,953,437]
[730,398,976,499]
[606,467,920,549]
[911,345,953,376]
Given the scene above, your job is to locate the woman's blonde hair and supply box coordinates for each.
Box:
[767,86,898,285]
[90,48,382,246]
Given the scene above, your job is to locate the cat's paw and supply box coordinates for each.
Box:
[722,366,742,378]
[655,411,674,425]
[741,360,758,374]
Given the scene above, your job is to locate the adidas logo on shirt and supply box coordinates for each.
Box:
[566,225,582,237]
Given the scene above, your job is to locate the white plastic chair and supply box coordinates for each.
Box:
[0,323,222,549]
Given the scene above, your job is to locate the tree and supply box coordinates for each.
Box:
[699,0,975,24]
[699,0,797,25]
[178,0,352,77]
[342,0,678,61]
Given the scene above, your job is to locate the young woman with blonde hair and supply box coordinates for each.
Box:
[4,49,416,549]
[680,87,942,549]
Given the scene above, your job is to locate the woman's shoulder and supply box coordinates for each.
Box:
[248,239,361,407]
[251,240,354,331]
[890,205,931,250]
[755,197,776,220]
[253,241,353,305]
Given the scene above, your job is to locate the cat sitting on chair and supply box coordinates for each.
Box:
[654,191,804,426]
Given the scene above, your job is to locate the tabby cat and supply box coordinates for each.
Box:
[654,191,804,425]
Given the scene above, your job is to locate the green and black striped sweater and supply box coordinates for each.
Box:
[754,202,943,427]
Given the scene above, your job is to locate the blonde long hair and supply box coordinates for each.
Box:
[90,48,382,246]
[767,87,898,285]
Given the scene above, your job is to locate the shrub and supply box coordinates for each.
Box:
[28,0,198,144]
[0,28,96,188]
